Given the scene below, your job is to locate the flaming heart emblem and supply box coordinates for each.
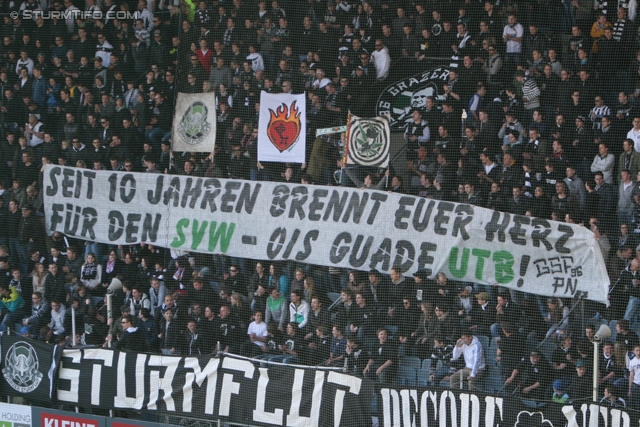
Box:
[267,101,301,152]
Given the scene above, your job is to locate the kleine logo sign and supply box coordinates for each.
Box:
[41,413,98,427]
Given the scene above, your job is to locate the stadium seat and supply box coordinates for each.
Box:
[609,320,618,342]
[396,366,417,387]
[209,281,220,294]
[385,325,398,336]
[538,341,556,364]
[421,358,431,371]
[477,335,489,353]
[398,344,406,358]
[485,344,497,368]
[490,336,500,348]
[417,368,430,387]
[327,292,341,303]
[400,356,421,370]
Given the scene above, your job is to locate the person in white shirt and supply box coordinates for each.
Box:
[25,114,44,148]
[242,310,269,357]
[133,0,154,32]
[502,14,523,69]
[449,331,486,389]
[628,343,640,405]
[64,0,80,34]
[246,45,264,72]
[289,290,310,329]
[15,51,34,76]
[95,33,114,67]
[370,39,390,81]
[311,68,331,89]
[627,116,640,153]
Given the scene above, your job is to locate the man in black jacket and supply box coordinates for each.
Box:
[144,92,173,149]
[105,314,147,352]
[496,322,526,379]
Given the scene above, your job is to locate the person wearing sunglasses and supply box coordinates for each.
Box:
[104,314,146,351]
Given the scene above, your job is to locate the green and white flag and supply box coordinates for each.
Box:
[345,114,391,167]
[172,92,217,152]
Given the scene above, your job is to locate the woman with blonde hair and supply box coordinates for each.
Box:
[411,301,438,358]
[31,262,47,294]
[80,252,102,291]
[303,277,319,302]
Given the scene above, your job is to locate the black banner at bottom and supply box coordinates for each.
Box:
[380,386,637,427]
[52,348,373,426]
[0,335,62,406]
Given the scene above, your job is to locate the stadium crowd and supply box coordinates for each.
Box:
[0,0,640,415]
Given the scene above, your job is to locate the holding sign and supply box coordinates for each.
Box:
[345,114,391,168]
[258,91,306,163]
[42,165,610,303]
[172,92,217,152]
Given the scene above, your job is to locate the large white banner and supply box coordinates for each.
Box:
[171,92,217,152]
[43,165,610,303]
[258,91,306,163]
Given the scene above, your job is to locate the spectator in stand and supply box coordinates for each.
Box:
[268,321,306,364]
[505,349,552,400]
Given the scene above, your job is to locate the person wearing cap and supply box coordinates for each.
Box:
[570,358,593,400]
[552,379,570,403]
[504,349,552,399]
[449,331,486,389]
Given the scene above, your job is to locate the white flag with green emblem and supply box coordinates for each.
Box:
[345,114,391,167]
[171,92,217,152]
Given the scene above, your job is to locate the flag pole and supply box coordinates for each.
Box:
[340,111,352,186]
[343,111,352,164]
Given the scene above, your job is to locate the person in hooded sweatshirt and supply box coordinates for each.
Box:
[449,330,486,389]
